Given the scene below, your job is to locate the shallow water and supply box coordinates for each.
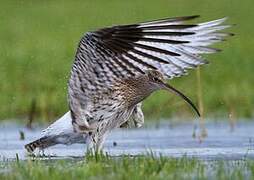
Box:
[0,121,254,161]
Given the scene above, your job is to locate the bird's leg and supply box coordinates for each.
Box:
[86,124,109,154]
[85,132,97,154]
[95,133,108,152]
[86,133,107,154]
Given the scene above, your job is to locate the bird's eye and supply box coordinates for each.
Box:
[153,77,160,82]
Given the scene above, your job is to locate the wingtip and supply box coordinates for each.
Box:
[227,32,235,36]
[188,15,200,19]
[178,15,200,21]
[202,60,210,65]
[220,17,228,21]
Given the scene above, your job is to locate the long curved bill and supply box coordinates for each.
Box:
[162,82,200,117]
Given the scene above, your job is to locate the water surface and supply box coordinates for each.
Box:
[0,121,254,161]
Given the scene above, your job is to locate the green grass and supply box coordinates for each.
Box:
[0,0,253,121]
[1,154,254,180]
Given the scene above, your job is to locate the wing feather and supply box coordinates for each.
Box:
[71,15,232,86]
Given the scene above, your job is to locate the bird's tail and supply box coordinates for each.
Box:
[25,111,88,153]
[25,136,56,153]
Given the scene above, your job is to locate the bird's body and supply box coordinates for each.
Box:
[25,74,158,152]
[25,15,232,153]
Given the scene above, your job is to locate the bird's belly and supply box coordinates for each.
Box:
[89,103,134,129]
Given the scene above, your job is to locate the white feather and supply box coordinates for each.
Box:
[41,111,87,145]
[42,111,73,137]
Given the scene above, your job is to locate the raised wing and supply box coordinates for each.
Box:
[68,15,231,131]
[72,15,231,87]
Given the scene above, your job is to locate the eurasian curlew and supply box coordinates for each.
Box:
[25,15,232,153]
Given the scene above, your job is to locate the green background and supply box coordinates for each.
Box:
[0,0,253,122]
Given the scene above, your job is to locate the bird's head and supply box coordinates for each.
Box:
[147,70,166,85]
[146,70,200,117]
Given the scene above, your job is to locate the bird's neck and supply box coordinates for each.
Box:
[117,75,157,107]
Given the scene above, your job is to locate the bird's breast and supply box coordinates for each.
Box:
[87,93,134,128]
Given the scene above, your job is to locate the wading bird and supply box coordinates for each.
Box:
[25,15,231,153]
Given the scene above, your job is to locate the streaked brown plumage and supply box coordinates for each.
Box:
[25,15,232,153]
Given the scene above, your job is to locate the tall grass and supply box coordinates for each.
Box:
[0,0,253,121]
[196,67,207,139]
